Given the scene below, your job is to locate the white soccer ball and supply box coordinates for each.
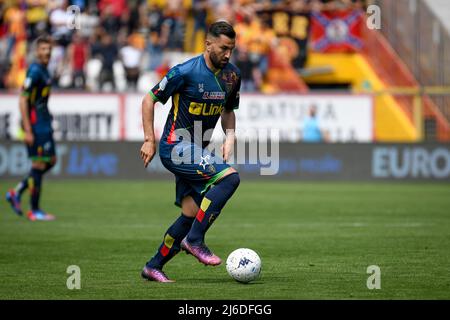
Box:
[226,248,262,283]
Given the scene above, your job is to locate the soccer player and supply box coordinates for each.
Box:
[139,21,241,282]
[5,35,56,221]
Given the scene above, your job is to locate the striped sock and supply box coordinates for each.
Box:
[187,173,240,245]
[147,214,195,269]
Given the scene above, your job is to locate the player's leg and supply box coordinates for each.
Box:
[5,138,43,216]
[196,168,240,236]
[181,167,240,265]
[142,181,201,282]
[27,133,57,221]
[6,138,36,216]
[6,177,28,216]
[27,158,56,221]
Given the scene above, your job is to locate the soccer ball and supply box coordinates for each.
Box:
[226,248,261,283]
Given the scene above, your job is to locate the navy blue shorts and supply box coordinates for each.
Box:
[27,132,56,162]
[160,141,231,207]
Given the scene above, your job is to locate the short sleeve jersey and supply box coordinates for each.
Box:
[150,55,241,152]
[21,62,53,134]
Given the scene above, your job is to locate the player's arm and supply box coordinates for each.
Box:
[221,109,236,163]
[20,73,36,146]
[19,95,34,146]
[221,72,241,162]
[140,66,184,167]
[140,93,157,168]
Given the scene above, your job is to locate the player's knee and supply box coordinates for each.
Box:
[181,196,199,218]
[41,157,57,173]
[31,161,46,171]
[229,172,240,190]
[220,171,240,191]
[47,157,57,169]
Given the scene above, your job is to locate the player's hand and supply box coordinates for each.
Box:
[140,141,156,168]
[221,138,234,163]
[24,131,34,146]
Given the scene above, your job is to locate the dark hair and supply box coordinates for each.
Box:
[207,21,236,39]
[35,35,52,47]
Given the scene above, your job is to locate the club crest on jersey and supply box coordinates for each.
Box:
[221,71,238,94]
[198,83,204,93]
[222,71,238,83]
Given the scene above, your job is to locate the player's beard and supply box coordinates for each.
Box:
[210,51,228,70]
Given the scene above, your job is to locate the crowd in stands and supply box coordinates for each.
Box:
[0,0,364,93]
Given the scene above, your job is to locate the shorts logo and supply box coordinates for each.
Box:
[208,164,216,174]
[44,141,51,151]
[199,155,211,170]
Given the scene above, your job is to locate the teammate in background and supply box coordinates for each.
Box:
[6,35,56,221]
[139,21,241,282]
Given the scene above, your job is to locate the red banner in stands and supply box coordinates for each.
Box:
[310,10,364,53]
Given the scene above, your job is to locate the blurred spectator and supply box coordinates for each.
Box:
[47,40,66,87]
[71,0,87,12]
[120,36,143,91]
[25,0,48,42]
[0,0,363,92]
[98,0,127,19]
[234,47,255,92]
[302,105,329,143]
[78,5,100,39]
[190,0,208,50]
[99,4,121,36]
[161,4,185,51]
[122,0,142,35]
[96,33,118,91]
[2,2,26,59]
[0,60,11,89]
[49,0,73,47]
[235,13,276,91]
[67,32,89,89]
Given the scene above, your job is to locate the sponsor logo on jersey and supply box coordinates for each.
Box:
[189,102,224,116]
[221,71,238,94]
[202,91,225,100]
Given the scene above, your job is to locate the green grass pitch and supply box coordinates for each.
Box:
[0,180,449,299]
